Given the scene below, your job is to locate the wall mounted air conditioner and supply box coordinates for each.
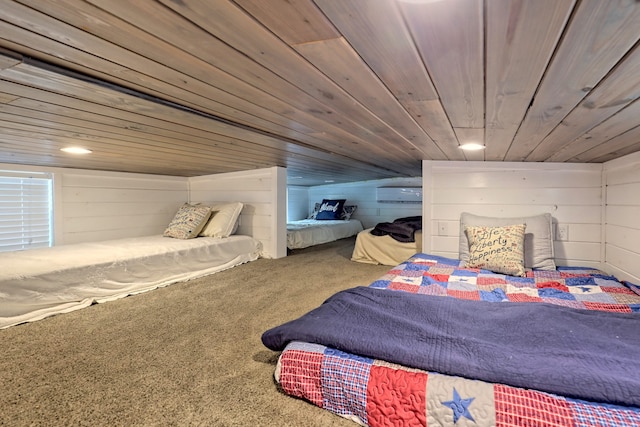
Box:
[376,187,422,203]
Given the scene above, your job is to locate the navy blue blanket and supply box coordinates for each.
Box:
[370,216,422,242]
[262,286,640,407]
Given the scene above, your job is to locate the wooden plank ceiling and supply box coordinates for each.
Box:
[0,0,639,186]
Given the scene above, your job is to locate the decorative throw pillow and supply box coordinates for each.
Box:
[315,199,346,220]
[199,202,244,238]
[464,224,526,277]
[459,212,555,270]
[163,204,212,239]
[341,205,357,220]
[307,202,322,219]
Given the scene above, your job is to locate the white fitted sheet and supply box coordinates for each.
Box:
[286,219,363,250]
[0,235,262,328]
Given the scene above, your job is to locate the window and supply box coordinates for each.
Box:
[0,171,53,252]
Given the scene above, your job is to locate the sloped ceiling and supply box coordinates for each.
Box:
[0,0,639,186]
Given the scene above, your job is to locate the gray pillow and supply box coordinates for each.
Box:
[459,212,556,271]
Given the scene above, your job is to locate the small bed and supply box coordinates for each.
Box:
[287,199,363,250]
[263,213,640,426]
[351,216,422,266]
[0,202,262,329]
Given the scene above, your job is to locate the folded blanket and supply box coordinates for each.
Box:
[262,286,640,407]
[370,216,422,242]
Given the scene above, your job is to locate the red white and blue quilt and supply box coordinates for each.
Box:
[267,253,640,427]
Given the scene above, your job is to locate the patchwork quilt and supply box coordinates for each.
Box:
[370,253,640,312]
[269,253,640,427]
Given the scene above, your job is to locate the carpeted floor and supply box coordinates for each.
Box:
[0,237,391,426]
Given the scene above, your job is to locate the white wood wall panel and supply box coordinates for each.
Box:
[189,167,286,259]
[306,177,423,229]
[422,161,603,267]
[603,151,640,283]
[58,170,187,244]
[287,186,309,221]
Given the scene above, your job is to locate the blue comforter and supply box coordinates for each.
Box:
[262,286,640,407]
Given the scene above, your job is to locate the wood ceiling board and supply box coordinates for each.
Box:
[0,66,355,163]
[400,0,484,129]
[3,97,400,179]
[505,0,640,161]
[294,37,445,160]
[528,45,640,161]
[0,76,403,179]
[314,0,438,102]
[548,99,640,162]
[403,99,465,161]
[1,4,334,142]
[592,142,640,164]
[84,0,420,165]
[0,48,22,69]
[156,0,425,161]
[484,0,575,161]
[233,0,340,45]
[0,0,639,184]
[21,0,372,147]
[571,125,640,163]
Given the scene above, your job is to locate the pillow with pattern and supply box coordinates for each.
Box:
[315,199,346,220]
[307,202,322,219]
[163,204,212,239]
[459,212,555,270]
[341,205,357,220]
[464,224,526,277]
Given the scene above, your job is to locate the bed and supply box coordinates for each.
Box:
[262,213,640,426]
[287,199,363,250]
[351,216,422,266]
[0,202,262,329]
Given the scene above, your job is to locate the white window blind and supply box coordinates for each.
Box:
[0,172,53,252]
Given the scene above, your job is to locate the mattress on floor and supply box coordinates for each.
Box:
[0,235,262,328]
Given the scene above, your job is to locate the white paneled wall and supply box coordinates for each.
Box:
[59,171,187,244]
[423,161,603,268]
[190,167,287,259]
[305,177,423,229]
[603,151,640,283]
[287,186,309,221]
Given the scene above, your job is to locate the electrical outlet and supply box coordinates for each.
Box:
[557,224,569,241]
[438,221,447,236]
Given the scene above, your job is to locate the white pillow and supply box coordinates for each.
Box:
[459,212,555,270]
[199,202,244,238]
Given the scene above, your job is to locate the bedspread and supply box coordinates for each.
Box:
[277,341,640,427]
[265,253,640,427]
[370,253,640,312]
[262,286,640,406]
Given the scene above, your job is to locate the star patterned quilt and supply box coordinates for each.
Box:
[265,253,640,427]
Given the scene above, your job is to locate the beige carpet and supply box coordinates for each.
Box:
[0,237,391,426]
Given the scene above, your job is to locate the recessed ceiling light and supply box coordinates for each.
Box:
[459,143,485,151]
[60,147,92,154]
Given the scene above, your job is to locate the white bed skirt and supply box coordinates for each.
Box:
[0,235,262,329]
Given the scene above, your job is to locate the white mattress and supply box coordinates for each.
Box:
[286,219,364,250]
[0,235,262,329]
